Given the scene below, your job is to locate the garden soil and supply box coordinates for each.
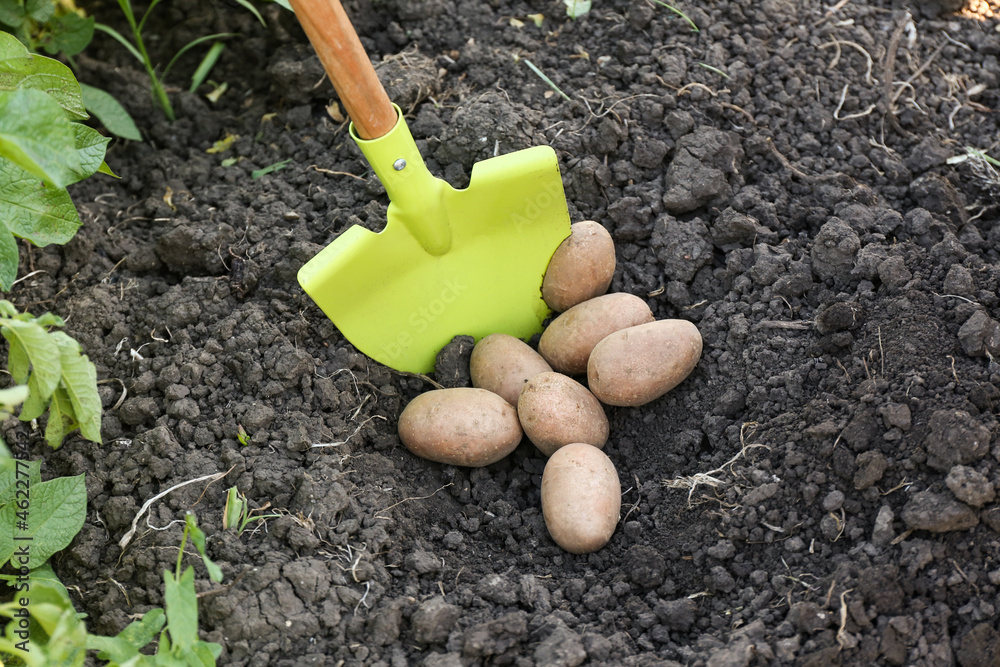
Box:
[8,0,1000,664]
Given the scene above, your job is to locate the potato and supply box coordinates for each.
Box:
[542,221,616,312]
[538,293,655,374]
[588,319,702,407]
[517,372,608,456]
[471,334,552,406]
[541,443,621,553]
[398,388,522,466]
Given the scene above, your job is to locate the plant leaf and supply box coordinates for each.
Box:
[0,220,19,292]
[89,608,165,662]
[161,32,237,83]
[189,41,224,93]
[98,160,118,178]
[563,0,592,18]
[0,34,87,120]
[0,471,86,568]
[44,387,76,448]
[67,123,110,185]
[0,159,82,247]
[0,332,21,382]
[0,88,79,188]
[0,28,29,55]
[1,318,61,411]
[0,459,39,507]
[185,513,222,582]
[232,0,266,25]
[50,331,101,442]
[163,567,198,651]
[0,384,28,413]
[25,0,54,23]
[93,23,143,65]
[80,83,142,142]
[42,13,95,57]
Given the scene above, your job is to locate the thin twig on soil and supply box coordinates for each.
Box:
[819,40,876,84]
[892,41,945,104]
[375,483,454,519]
[881,13,910,135]
[312,415,386,448]
[833,84,876,121]
[307,165,367,181]
[836,588,855,651]
[119,468,233,549]
[662,423,768,505]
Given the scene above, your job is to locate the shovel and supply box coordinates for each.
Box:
[289,0,572,374]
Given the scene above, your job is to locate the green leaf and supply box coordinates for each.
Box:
[163,567,197,651]
[80,83,142,142]
[251,158,291,179]
[233,0,266,26]
[0,34,87,120]
[162,32,237,83]
[190,641,223,665]
[51,331,101,442]
[0,220,18,291]
[98,160,118,177]
[189,41,224,93]
[42,13,95,57]
[89,608,165,662]
[0,471,86,568]
[1,318,61,412]
[0,384,28,412]
[5,326,29,386]
[93,22,143,65]
[0,459,39,506]
[564,0,591,18]
[0,159,82,247]
[44,387,76,448]
[185,514,222,583]
[67,123,110,185]
[0,299,19,317]
[32,311,64,327]
[0,25,29,52]
[271,0,293,11]
[19,381,48,421]
[0,88,80,188]
[25,0,54,23]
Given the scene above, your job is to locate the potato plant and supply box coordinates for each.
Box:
[0,300,101,448]
[0,31,112,290]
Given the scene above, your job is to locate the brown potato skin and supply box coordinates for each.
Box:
[541,443,621,553]
[518,372,609,456]
[542,221,616,313]
[398,388,523,466]
[588,320,703,407]
[470,334,552,406]
[539,293,655,374]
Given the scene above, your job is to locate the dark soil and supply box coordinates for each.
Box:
[8,0,1000,664]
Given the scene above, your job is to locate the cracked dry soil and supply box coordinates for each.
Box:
[6,0,1000,664]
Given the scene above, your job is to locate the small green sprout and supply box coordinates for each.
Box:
[251,159,292,180]
[223,487,281,534]
[236,424,251,446]
[520,58,572,102]
[564,0,592,18]
[97,0,246,120]
[698,63,730,79]
[649,0,699,32]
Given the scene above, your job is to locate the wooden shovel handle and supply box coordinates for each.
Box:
[288,0,397,140]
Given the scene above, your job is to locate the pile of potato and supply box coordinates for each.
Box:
[397,221,703,554]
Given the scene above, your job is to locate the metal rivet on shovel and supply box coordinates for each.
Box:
[289,0,572,373]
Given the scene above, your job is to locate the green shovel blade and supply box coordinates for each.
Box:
[298,115,571,374]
